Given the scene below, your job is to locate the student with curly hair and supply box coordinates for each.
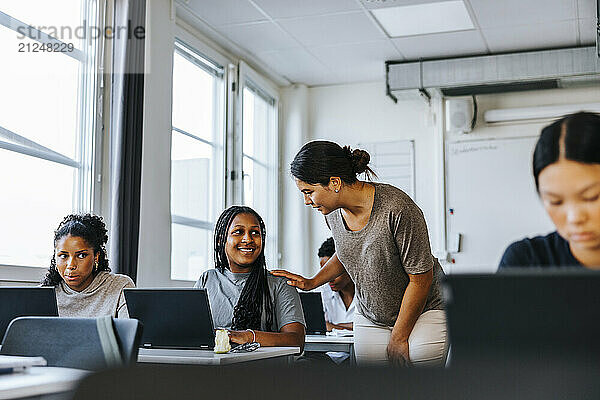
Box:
[194,206,305,350]
[41,213,135,318]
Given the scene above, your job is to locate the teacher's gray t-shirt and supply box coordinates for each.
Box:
[194,268,305,331]
[325,183,445,327]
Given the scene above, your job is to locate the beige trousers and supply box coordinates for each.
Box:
[353,310,448,367]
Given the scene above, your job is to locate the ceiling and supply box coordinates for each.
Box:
[176,0,598,87]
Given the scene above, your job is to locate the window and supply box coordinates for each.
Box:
[170,40,225,281]
[240,68,279,268]
[0,2,99,269]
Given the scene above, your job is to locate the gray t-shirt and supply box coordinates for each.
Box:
[55,271,135,318]
[194,268,305,331]
[325,183,445,327]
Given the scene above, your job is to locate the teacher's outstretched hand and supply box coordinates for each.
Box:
[271,253,347,292]
[270,270,315,291]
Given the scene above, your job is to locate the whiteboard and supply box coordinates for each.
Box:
[358,140,415,200]
[445,137,555,273]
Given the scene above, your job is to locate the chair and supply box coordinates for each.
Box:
[113,318,144,365]
[0,316,143,371]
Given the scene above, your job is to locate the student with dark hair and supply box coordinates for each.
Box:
[273,141,447,367]
[318,237,355,332]
[500,112,600,269]
[195,206,305,350]
[41,213,135,318]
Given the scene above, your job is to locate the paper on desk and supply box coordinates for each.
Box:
[327,328,354,337]
[0,355,47,373]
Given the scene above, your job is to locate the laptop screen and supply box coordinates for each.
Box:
[299,292,327,335]
[444,270,600,365]
[124,288,215,349]
[0,287,58,344]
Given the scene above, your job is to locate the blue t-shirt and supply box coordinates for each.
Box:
[498,231,583,269]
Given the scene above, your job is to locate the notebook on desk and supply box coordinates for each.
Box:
[299,292,327,335]
[124,288,215,350]
[0,287,58,344]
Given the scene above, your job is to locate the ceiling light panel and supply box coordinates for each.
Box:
[371,1,475,37]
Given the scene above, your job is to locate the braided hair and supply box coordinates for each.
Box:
[41,213,111,286]
[214,206,274,331]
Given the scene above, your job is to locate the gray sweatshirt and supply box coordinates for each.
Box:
[55,271,135,318]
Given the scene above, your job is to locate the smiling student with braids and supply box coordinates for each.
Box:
[194,206,305,350]
[41,213,135,318]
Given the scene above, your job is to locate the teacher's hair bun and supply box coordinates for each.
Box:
[344,146,371,174]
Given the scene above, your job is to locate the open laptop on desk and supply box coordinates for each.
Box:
[0,287,58,344]
[444,270,600,367]
[299,292,327,335]
[124,288,215,350]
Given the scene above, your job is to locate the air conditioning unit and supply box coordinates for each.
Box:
[484,102,600,124]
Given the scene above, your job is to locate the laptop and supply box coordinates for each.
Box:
[0,287,58,344]
[124,288,215,350]
[444,270,600,366]
[299,292,327,335]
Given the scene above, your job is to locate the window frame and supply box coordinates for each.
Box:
[236,61,280,268]
[0,0,103,281]
[168,25,232,283]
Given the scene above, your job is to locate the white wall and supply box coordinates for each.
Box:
[278,85,312,272]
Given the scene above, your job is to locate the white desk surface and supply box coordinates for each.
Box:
[0,367,88,400]
[305,335,354,344]
[138,346,300,365]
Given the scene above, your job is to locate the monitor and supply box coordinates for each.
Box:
[444,270,600,367]
[299,292,327,335]
[0,287,58,344]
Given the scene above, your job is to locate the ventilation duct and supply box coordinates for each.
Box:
[386,46,600,102]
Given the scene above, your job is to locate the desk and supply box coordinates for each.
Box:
[305,335,355,363]
[0,367,88,400]
[137,346,300,366]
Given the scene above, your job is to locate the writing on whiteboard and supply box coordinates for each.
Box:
[451,144,499,156]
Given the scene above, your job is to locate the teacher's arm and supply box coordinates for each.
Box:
[388,203,436,365]
[271,253,346,291]
[387,269,432,365]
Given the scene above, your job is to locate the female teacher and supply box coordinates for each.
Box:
[272,141,447,366]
